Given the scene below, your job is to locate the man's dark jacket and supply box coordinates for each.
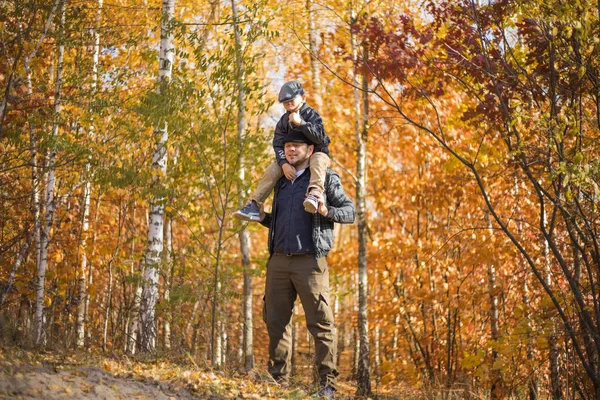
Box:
[273,103,330,166]
[260,169,355,258]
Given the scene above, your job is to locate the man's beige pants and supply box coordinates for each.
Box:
[252,152,330,202]
[263,254,338,388]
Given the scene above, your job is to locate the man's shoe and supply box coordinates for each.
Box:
[233,201,261,222]
[313,385,335,398]
[303,194,319,214]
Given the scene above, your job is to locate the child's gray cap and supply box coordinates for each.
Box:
[278,81,305,102]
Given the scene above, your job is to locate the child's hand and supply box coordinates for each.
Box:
[257,201,265,221]
[289,111,302,126]
[282,163,297,180]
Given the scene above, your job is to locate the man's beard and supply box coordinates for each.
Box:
[289,155,309,169]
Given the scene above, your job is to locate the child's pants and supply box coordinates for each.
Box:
[251,152,331,203]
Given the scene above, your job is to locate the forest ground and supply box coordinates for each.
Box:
[0,345,388,399]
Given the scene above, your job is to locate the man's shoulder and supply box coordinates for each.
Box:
[324,168,342,184]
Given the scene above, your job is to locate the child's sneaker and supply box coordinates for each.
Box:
[234,201,261,222]
[303,191,320,214]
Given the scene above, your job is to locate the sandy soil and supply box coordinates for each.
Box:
[0,365,201,400]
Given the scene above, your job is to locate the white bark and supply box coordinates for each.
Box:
[231,0,254,372]
[76,0,103,349]
[102,259,113,351]
[127,282,143,354]
[35,0,65,345]
[162,215,173,350]
[306,0,322,108]
[353,15,371,394]
[128,202,142,354]
[486,213,502,399]
[141,0,175,352]
[84,194,101,348]
[76,180,92,348]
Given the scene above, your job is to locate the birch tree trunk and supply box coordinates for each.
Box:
[76,0,103,349]
[354,25,371,394]
[128,203,142,354]
[24,3,59,327]
[128,282,143,354]
[162,214,173,350]
[35,0,65,345]
[140,0,175,352]
[84,193,102,348]
[231,0,254,371]
[306,0,322,108]
[486,213,503,399]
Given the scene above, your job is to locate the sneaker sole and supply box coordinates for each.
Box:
[233,211,262,222]
[303,199,318,214]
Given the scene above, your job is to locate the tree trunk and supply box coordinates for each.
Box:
[486,213,503,399]
[306,0,322,108]
[141,0,175,352]
[35,0,65,345]
[127,281,143,354]
[162,214,173,350]
[102,257,114,352]
[511,175,538,399]
[544,213,562,399]
[76,0,103,349]
[76,180,92,348]
[214,299,223,367]
[84,193,102,348]
[19,0,59,319]
[231,0,254,371]
[355,28,371,395]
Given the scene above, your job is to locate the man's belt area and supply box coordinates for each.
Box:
[274,252,315,257]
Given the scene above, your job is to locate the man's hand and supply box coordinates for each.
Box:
[312,191,328,217]
[282,163,297,180]
[289,111,303,126]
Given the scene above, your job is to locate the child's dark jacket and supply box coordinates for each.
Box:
[273,103,330,166]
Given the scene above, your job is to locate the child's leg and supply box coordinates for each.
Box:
[251,161,284,203]
[308,153,331,195]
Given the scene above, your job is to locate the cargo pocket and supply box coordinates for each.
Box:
[313,257,327,274]
[315,293,334,326]
[262,295,267,323]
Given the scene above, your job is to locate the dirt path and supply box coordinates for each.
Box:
[0,347,369,399]
[0,365,199,399]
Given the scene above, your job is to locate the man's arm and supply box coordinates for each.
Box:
[323,171,356,224]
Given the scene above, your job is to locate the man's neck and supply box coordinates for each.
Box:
[292,160,309,171]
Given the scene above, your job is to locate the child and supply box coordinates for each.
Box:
[234,80,331,221]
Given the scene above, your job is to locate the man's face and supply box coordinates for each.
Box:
[284,142,314,167]
[281,95,304,113]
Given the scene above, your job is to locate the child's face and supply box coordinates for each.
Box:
[281,95,305,112]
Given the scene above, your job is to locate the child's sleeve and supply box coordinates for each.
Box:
[273,119,287,166]
[295,108,329,146]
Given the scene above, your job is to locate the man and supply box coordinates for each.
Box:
[256,130,356,398]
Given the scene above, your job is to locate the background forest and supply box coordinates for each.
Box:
[1,0,600,398]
